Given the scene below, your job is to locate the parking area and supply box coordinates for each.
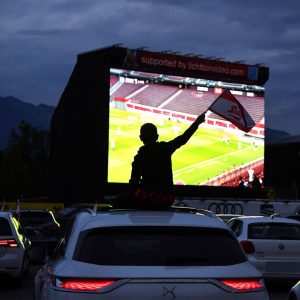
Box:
[1,205,300,300]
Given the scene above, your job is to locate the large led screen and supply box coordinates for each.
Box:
[108,68,265,188]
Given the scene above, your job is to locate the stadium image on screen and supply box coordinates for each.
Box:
[108,68,265,188]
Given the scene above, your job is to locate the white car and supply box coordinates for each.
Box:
[227,216,300,279]
[288,280,300,300]
[0,211,31,279]
[34,207,269,300]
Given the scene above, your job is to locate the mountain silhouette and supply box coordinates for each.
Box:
[0,96,55,149]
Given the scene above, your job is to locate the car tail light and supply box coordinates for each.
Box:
[0,239,19,248]
[221,279,263,290]
[240,240,255,254]
[56,278,115,291]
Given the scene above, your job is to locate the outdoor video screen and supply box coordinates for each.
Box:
[108,68,265,188]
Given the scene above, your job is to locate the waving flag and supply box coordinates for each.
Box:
[208,89,256,133]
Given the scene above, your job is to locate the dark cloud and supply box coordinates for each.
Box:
[18,28,74,36]
[0,0,300,134]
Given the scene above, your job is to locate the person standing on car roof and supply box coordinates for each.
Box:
[128,113,206,209]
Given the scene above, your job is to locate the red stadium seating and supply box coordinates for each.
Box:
[110,82,145,100]
[129,84,179,107]
[110,75,118,86]
[163,90,217,116]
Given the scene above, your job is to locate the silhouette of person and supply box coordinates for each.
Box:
[251,174,262,189]
[238,177,246,188]
[129,114,206,208]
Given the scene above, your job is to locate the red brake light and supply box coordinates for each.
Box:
[221,279,263,290]
[0,239,19,248]
[57,279,115,291]
[240,240,255,254]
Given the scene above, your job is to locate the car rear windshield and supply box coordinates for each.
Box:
[75,226,246,266]
[0,217,12,235]
[18,212,53,225]
[248,222,300,240]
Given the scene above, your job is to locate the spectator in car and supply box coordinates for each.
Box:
[127,113,206,209]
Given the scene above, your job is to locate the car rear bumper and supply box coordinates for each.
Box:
[250,259,300,279]
[44,279,269,300]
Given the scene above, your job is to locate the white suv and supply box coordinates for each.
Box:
[0,211,31,279]
[34,208,269,300]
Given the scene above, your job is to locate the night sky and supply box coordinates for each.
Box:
[1,0,300,134]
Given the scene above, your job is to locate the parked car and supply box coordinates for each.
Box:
[0,211,31,279]
[11,209,60,256]
[55,203,110,231]
[217,214,245,223]
[288,280,300,300]
[227,215,300,279]
[34,207,269,300]
[271,213,300,222]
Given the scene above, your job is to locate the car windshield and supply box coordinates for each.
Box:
[248,222,300,240]
[0,217,12,235]
[75,226,246,266]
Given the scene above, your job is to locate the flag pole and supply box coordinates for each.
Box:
[1,198,5,211]
[16,198,20,221]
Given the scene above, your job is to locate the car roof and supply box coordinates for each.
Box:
[0,211,19,228]
[74,209,228,231]
[272,213,300,218]
[274,213,300,216]
[232,215,300,224]
[217,213,243,216]
[10,209,50,212]
[0,211,12,219]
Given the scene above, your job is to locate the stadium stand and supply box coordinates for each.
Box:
[110,82,145,100]
[165,75,185,81]
[163,90,217,115]
[129,83,179,107]
[208,94,264,123]
[110,75,118,86]
[134,72,160,78]
[205,160,264,188]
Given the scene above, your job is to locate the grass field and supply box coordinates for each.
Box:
[108,108,264,185]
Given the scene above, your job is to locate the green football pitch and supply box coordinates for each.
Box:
[108,108,264,185]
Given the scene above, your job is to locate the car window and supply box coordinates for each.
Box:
[0,217,12,235]
[75,226,246,266]
[53,217,75,259]
[19,212,54,225]
[248,222,300,240]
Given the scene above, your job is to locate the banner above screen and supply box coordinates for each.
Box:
[122,48,269,85]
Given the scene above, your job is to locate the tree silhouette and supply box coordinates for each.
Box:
[0,121,50,199]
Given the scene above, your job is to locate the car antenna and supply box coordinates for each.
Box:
[92,198,98,216]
